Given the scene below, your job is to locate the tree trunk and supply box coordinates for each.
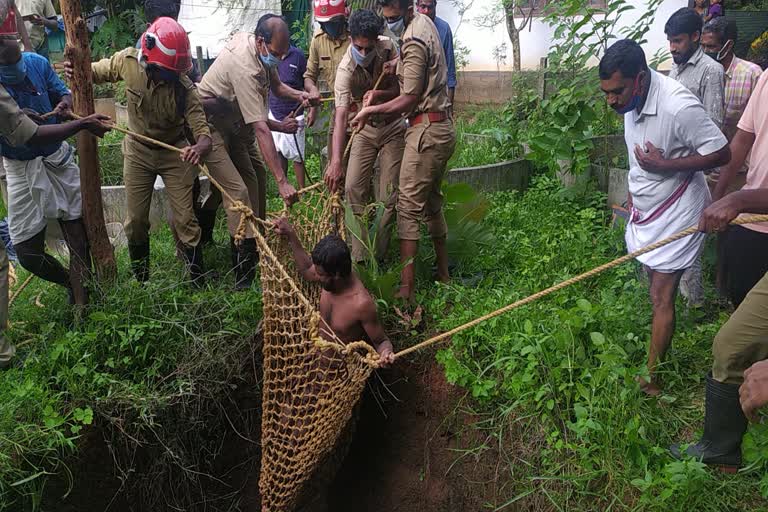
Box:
[505,7,523,71]
[60,0,116,282]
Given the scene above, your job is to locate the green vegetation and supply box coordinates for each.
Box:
[0,224,262,511]
[413,177,767,510]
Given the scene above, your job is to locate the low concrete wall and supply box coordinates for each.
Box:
[446,159,530,193]
[101,177,213,231]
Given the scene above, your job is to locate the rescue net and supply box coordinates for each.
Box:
[254,186,381,512]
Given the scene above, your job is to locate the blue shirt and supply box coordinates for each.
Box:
[433,17,456,90]
[0,52,70,160]
[268,46,307,121]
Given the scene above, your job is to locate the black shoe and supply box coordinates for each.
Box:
[197,208,217,246]
[670,372,747,470]
[230,237,258,291]
[128,243,150,282]
[182,245,206,287]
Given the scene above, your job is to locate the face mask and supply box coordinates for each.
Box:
[257,40,280,68]
[707,40,733,62]
[321,20,345,39]
[0,58,26,85]
[351,45,376,68]
[387,17,405,38]
[613,74,644,115]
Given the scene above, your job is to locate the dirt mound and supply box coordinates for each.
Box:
[329,354,504,512]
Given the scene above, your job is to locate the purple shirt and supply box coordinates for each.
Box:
[268,45,307,121]
[708,4,723,18]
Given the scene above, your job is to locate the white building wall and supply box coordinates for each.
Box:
[178,0,281,59]
[436,0,687,71]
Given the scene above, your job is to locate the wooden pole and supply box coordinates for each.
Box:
[60,0,116,282]
[195,45,206,75]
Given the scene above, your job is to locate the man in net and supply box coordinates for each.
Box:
[272,215,394,510]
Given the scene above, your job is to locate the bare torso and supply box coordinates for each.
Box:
[318,276,373,344]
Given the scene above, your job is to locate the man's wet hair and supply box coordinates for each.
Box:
[703,16,737,44]
[144,0,180,23]
[255,13,286,43]
[312,235,352,278]
[599,39,648,80]
[349,9,384,40]
[665,7,703,37]
[376,0,410,10]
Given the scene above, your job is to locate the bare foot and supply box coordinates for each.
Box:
[636,376,662,396]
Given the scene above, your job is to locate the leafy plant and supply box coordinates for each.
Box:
[90,9,145,60]
[442,182,494,269]
[344,201,409,307]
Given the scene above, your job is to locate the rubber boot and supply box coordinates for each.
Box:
[182,245,206,287]
[128,243,150,283]
[197,208,217,246]
[670,373,748,471]
[230,237,258,291]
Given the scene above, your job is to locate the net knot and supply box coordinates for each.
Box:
[229,200,254,244]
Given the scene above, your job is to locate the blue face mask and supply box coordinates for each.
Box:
[260,51,280,68]
[0,58,27,85]
[387,17,405,38]
[613,74,643,115]
[351,45,376,68]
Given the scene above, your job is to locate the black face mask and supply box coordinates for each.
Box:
[320,20,345,39]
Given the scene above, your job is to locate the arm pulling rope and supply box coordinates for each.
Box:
[393,214,768,360]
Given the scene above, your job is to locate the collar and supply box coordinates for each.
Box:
[677,46,705,71]
[637,70,660,119]
[725,56,741,79]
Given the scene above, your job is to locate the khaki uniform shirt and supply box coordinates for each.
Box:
[91,47,209,145]
[397,13,450,115]
[304,28,350,95]
[16,0,55,50]
[334,36,397,122]
[0,84,37,146]
[198,32,271,126]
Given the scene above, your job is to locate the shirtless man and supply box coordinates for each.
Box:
[273,216,394,364]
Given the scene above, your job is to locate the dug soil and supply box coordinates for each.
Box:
[328,354,505,512]
[40,350,502,511]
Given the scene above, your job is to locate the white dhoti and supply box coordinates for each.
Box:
[4,143,82,245]
[268,111,305,162]
[626,171,710,273]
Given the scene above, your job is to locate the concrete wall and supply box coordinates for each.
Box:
[446,159,531,193]
[438,0,684,73]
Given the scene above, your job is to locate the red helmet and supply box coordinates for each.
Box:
[0,2,18,41]
[141,17,192,74]
[313,0,346,22]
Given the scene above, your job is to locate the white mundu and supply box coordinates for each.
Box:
[624,70,727,272]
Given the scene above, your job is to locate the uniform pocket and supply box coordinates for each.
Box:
[125,87,144,118]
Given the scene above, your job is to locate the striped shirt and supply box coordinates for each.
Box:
[723,56,763,141]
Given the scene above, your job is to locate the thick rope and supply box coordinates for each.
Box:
[393,214,768,360]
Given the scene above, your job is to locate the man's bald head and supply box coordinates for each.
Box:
[255,13,290,57]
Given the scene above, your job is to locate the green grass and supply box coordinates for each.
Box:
[0,220,263,511]
[413,176,768,511]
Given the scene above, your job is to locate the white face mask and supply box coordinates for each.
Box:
[351,45,376,68]
[717,39,733,61]
[387,17,405,38]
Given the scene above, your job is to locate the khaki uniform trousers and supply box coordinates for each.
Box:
[0,241,12,367]
[205,122,267,237]
[345,117,405,262]
[713,271,768,385]
[123,137,201,247]
[397,119,456,241]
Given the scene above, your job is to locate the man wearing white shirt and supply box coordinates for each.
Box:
[599,39,731,395]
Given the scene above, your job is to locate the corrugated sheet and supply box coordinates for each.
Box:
[728,11,768,59]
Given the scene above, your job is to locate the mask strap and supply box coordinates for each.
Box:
[717,40,733,61]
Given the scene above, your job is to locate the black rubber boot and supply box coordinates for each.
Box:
[182,245,206,287]
[197,208,217,246]
[230,237,258,291]
[670,373,747,471]
[128,243,150,283]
